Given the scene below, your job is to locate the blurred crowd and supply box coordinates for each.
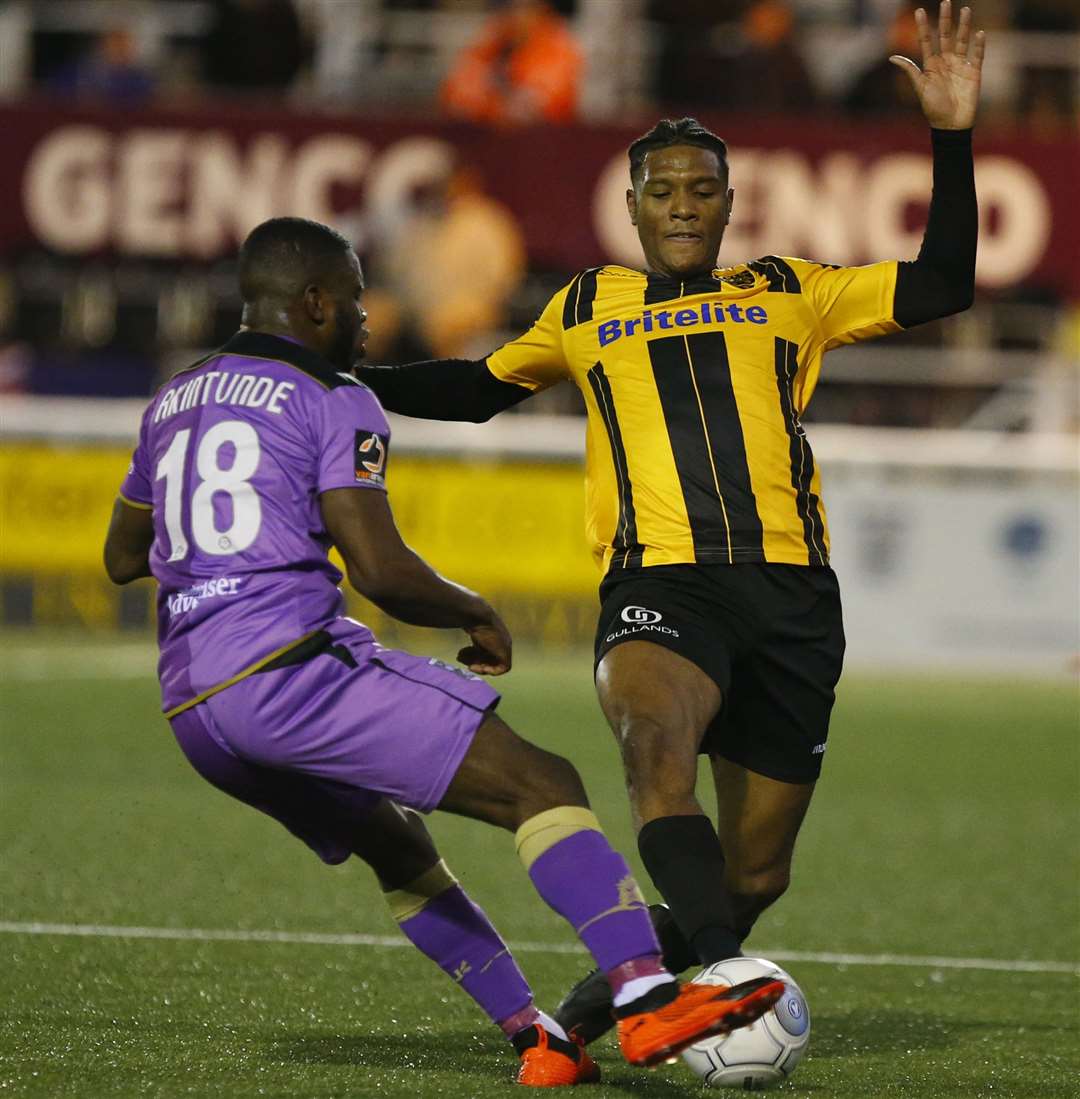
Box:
[2,0,1077,431]
[20,0,1079,130]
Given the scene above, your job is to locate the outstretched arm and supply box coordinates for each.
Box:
[890,2,985,327]
[357,283,572,421]
[357,358,532,423]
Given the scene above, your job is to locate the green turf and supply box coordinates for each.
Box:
[2,632,1078,1097]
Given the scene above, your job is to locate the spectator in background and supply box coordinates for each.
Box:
[652,1,816,113]
[650,0,734,109]
[1016,65,1077,137]
[203,0,308,92]
[844,2,922,116]
[372,162,526,360]
[1013,0,1080,33]
[44,27,156,105]
[440,0,583,125]
[726,0,818,112]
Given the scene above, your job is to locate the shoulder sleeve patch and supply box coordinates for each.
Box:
[354,430,388,484]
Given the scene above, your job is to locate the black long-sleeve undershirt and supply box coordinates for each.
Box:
[893,127,977,327]
[357,354,528,423]
[358,127,977,422]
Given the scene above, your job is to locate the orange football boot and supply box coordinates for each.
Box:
[617,976,786,1068]
[515,1024,601,1087]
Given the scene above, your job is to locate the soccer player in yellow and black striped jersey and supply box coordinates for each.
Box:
[361,1,985,1048]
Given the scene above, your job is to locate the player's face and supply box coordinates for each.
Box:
[627,145,732,279]
[325,253,370,370]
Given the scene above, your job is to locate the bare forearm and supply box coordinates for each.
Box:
[103,498,154,584]
[349,548,493,629]
[104,548,152,585]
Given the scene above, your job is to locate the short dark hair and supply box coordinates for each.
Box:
[238,217,354,304]
[628,118,728,188]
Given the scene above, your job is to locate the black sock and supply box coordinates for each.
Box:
[638,815,743,965]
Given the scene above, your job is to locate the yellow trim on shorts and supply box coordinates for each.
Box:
[514,806,602,871]
[384,859,458,923]
[163,629,324,720]
[118,493,152,511]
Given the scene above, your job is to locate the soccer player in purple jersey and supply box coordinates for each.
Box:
[103,217,783,1087]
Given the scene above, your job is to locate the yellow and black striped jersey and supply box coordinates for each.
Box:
[486,257,900,572]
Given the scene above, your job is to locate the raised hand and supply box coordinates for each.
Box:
[889,1,986,129]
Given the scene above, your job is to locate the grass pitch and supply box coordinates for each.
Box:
[2,632,1077,1097]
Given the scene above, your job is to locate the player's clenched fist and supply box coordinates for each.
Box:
[459,613,513,676]
[889,1,986,130]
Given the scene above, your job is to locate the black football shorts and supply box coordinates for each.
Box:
[594,563,845,784]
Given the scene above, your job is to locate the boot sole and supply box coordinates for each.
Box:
[624,979,785,1068]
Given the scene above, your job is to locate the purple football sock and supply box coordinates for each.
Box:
[397,884,533,1027]
[527,828,662,973]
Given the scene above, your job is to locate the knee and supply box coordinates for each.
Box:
[615,715,697,798]
[511,746,588,825]
[726,862,791,910]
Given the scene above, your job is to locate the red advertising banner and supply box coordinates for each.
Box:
[2,99,1077,295]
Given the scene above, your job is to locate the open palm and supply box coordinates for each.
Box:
[890,2,986,129]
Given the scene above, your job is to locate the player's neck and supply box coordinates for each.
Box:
[239,322,311,352]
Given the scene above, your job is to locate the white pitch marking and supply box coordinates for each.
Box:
[0,921,582,955]
[1,921,1076,975]
[758,948,1079,975]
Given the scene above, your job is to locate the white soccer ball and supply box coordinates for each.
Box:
[680,956,810,1090]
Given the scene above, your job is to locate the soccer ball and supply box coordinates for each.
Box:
[681,957,810,1090]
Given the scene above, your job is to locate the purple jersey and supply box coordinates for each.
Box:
[120,331,390,714]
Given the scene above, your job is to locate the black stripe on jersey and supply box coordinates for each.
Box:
[561,272,585,328]
[773,338,826,564]
[649,333,764,562]
[684,332,764,558]
[562,268,602,329]
[644,273,679,306]
[682,275,721,297]
[587,362,645,568]
[748,255,802,294]
[645,273,724,306]
[218,331,359,389]
[575,268,601,325]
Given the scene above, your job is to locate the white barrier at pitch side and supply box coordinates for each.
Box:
[2,396,1076,673]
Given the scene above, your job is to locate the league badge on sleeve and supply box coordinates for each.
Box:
[354,430,389,485]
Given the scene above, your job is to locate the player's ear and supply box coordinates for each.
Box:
[726,187,735,225]
[626,188,638,226]
[303,284,325,325]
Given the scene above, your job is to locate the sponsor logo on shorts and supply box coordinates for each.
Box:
[166,577,242,616]
[811,743,826,755]
[621,605,662,624]
[606,606,679,644]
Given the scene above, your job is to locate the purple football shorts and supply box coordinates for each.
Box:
[168,618,499,864]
